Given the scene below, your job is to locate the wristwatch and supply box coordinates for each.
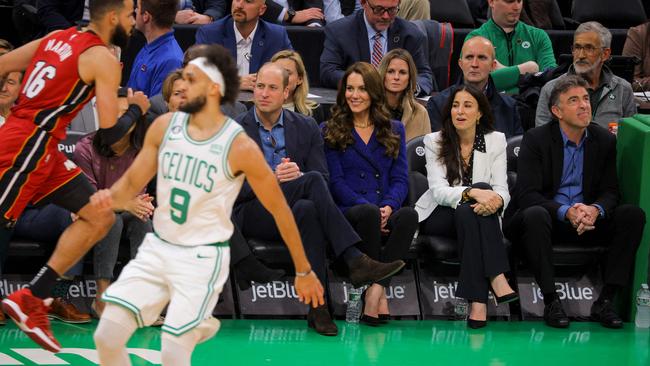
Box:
[286,8,296,23]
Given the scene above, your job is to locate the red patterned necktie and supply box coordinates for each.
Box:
[371,32,383,67]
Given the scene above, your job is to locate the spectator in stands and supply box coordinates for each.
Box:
[73,88,154,317]
[161,69,187,111]
[535,22,637,129]
[127,0,183,97]
[396,0,429,21]
[175,0,225,24]
[320,0,434,95]
[466,0,556,94]
[195,0,293,91]
[416,84,517,329]
[234,62,405,336]
[37,0,89,33]
[623,18,650,92]
[428,37,523,138]
[221,0,330,25]
[378,49,430,140]
[505,75,645,329]
[0,41,21,127]
[322,62,417,325]
[271,50,325,122]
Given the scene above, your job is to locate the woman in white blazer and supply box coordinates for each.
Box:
[414,85,517,329]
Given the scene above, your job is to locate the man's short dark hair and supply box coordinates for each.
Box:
[140,0,179,29]
[185,45,240,105]
[89,0,127,22]
[548,74,590,114]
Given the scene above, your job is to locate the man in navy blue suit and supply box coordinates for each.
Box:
[233,63,405,337]
[195,0,293,91]
[319,0,434,95]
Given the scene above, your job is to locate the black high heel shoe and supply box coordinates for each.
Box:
[359,288,383,326]
[467,318,487,329]
[378,314,390,324]
[491,290,519,305]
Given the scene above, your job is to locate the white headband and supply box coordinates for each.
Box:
[188,57,226,96]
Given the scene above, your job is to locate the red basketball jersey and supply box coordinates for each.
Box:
[9,27,106,140]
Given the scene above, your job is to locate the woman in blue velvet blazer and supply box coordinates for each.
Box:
[322,62,418,326]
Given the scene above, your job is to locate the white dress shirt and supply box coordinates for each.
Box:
[234,21,259,76]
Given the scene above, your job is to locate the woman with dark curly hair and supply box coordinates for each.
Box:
[415,84,517,328]
[322,62,418,325]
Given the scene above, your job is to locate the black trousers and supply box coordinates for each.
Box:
[505,204,646,296]
[232,171,361,283]
[345,204,418,286]
[420,183,510,303]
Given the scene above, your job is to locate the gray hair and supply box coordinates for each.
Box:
[575,21,612,48]
[548,75,590,114]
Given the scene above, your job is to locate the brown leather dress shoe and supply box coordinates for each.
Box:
[348,254,405,288]
[307,304,338,336]
[48,298,91,324]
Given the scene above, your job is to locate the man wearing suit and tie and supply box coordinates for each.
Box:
[504,75,646,329]
[195,0,293,90]
[319,0,434,95]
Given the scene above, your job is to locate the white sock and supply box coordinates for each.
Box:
[94,305,138,366]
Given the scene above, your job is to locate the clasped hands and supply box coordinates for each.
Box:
[275,157,302,183]
[566,203,599,235]
[468,188,503,216]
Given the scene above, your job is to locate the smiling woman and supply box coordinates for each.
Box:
[321,62,418,326]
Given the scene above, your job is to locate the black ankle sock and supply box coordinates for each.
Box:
[342,246,363,266]
[29,265,60,299]
[543,292,558,306]
[597,284,619,303]
[51,278,74,299]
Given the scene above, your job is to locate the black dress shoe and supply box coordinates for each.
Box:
[348,254,405,288]
[235,255,286,290]
[360,314,383,326]
[591,300,623,329]
[467,318,487,329]
[307,305,338,336]
[544,299,570,328]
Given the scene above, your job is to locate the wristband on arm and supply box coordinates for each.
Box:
[98,104,142,146]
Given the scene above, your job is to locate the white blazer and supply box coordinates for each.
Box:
[414,131,510,222]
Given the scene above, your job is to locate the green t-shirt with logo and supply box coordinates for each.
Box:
[466,19,557,94]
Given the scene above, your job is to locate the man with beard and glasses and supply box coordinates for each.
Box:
[195,0,293,91]
[127,0,183,97]
[92,44,324,366]
[535,22,637,129]
[0,0,151,353]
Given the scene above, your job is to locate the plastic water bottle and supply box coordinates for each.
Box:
[635,284,650,328]
[346,285,365,323]
[454,298,468,320]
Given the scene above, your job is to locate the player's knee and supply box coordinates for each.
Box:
[93,320,121,351]
[89,209,116,233]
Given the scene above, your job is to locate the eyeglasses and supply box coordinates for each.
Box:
[366,0,399,16]
[571,44,606,56]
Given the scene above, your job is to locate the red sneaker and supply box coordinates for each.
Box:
[2,288,61,353]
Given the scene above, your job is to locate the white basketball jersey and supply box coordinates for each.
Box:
[154,112,245,246]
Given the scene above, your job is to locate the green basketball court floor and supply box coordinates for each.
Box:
[0,320,648,365]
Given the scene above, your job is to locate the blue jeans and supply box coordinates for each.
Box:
[94,212,152,280]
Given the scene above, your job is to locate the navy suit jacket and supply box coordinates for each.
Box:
[195,16,293,73]
[234,108,328,202]
[427,77,523,138]
[320,11,434,95]
[321,120,409,213]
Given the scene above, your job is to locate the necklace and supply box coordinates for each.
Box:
[354,123,372,128]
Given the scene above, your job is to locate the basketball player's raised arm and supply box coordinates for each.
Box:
[79,46,122,129]
[92,114,169,212]
[0,37,44,77]
[229,133,325,308]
